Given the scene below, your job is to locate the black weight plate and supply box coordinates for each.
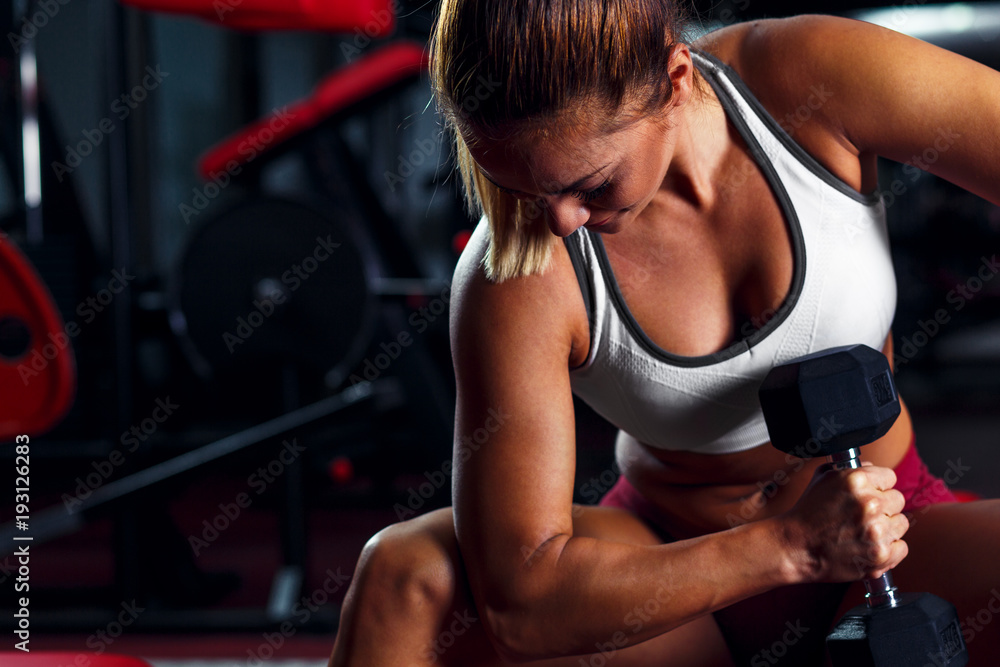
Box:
[170,196,376,386]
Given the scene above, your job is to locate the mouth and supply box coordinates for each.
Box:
[585,217,611,228]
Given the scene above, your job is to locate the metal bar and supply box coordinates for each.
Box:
[828,448,862,469]
[103,0,140,603]
[14,0,43,244]
[864,571,900,608]
[0,382,379,554]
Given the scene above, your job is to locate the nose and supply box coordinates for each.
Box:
[544,196,590,237]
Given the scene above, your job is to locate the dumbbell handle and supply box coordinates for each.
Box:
[828,448,901,609]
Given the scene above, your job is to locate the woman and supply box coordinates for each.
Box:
[331,1,1000,664]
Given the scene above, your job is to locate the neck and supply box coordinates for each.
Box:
[661,86,729,212]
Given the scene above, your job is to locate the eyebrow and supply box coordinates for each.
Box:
[483,163,611,195]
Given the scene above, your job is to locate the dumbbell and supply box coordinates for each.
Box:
[758,344,968,667]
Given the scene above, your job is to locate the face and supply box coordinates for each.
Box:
[468,110,678,237]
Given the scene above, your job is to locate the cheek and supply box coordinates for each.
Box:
[610,167,663,210]
[614,141,669,207]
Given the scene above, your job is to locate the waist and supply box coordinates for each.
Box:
[616,399,914,538]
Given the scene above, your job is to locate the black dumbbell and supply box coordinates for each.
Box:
[758,344,968,667]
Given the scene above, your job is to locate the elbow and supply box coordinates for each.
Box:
[481,601,556,663]
[471,535,574,661]
[477,569,569,662]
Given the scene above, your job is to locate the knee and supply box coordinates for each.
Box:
[352,516,460,615]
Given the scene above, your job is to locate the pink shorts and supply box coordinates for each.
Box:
[598,438,958,539]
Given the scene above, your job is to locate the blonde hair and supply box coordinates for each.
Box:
[431,0,685,282]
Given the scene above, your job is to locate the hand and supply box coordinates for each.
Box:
[778,462,909,584]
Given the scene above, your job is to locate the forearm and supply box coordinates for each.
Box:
[479,517,800,661]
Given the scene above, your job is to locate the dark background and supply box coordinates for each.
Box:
[0,0,998,661]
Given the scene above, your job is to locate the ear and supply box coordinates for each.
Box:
[666,43,694,110]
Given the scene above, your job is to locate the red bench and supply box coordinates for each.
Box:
[119,0,397,33]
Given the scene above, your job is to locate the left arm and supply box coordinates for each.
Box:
[747,15,1000,206]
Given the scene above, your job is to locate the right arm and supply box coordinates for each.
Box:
[449,226,906,661]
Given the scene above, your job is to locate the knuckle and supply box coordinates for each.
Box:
[846,471,868,492]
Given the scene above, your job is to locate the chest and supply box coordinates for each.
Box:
[603,150,795,359]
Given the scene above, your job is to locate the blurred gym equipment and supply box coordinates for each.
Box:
[0,0,459,637]
[0,235,76,440]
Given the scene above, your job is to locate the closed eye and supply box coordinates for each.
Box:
[494,178,611,203]
[571,180,611,203]
[496,184,536,201]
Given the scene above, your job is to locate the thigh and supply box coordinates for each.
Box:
[835,499,1000,663]
[416,505,735,667]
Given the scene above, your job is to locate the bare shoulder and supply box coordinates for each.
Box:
[695,15,901,91]
[694,14,1000,203]
[693,16,867,138]
[450,222,589,376]
[691,16,873,189]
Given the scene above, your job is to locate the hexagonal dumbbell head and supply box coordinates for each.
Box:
[758,344,901,459]
[827,592,968,667]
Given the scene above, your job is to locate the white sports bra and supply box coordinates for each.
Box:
[564,50,897,455]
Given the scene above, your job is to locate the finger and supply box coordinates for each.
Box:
[875,539,909,577]
[857,465,898,493]
[862,515,909,576]
[860,529,910,579]
[844,468,883,497]
[888,511,910,541]
[883,488,906,516]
